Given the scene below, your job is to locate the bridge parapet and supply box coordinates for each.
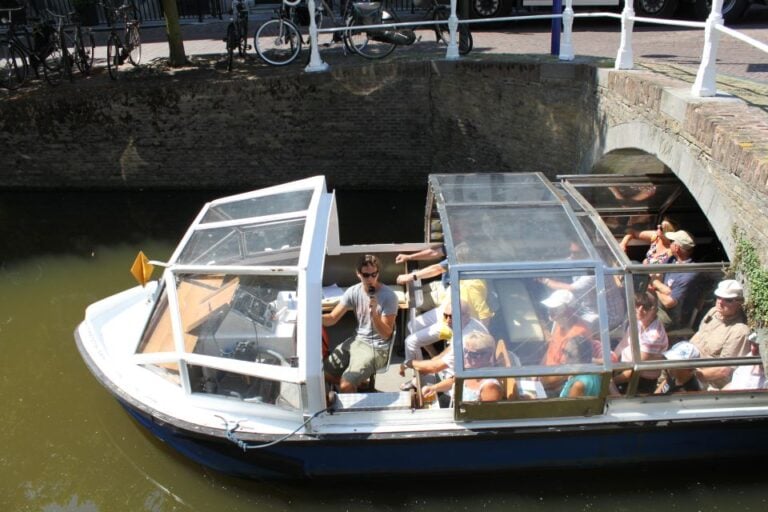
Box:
[595,67,768,263]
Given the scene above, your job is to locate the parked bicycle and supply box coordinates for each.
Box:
[102,1,141,80]
[345,0,471,59]
[0,6,65,89]
[47,9,95,78]
[422,0,472,55]
[225,0,250,71]
[254,0,346,67]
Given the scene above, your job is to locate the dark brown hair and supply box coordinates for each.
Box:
[634,291,657,311]
[356,254,381,272]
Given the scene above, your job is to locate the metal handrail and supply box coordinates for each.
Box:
[303,0,768,100]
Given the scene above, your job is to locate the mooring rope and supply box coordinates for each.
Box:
[216,406,331,451]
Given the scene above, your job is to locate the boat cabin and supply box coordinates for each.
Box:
[121,173,761,432]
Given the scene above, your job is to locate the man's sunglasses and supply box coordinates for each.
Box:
[360,271,379,278]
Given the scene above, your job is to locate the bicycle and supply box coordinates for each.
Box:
[225,0,250,71]
[254,0,349,67]
[421,0,472,55]
[47,9,95,77]
[344,0,471,60]
[0,7,65,88]
[253,1,303,66]
[103,1,141,80]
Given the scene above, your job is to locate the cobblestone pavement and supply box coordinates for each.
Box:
[30,5,768,104]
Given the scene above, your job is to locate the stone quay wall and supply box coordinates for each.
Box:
[0,60,597,191]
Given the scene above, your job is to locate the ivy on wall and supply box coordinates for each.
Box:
[731,230,768,329]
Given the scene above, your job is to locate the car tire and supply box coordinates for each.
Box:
[471,0,504,18]
[635,0,680,18]
[692,0,750,22]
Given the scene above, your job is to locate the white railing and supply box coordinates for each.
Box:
[303,0,768,98]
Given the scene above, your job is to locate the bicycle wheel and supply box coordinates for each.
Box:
[0,43,27,90]
[226,23,236,71]
[254,19,301,66]
[238,19,249,57]
[433,8,449,45]
[458,25,473,55]
[127,25,141,66]
[106,33,121,80]
[58,29,73,82]
[75,30,95,75]
[42,39,65,86]
[343,16,396,60]
[314,3,339,48]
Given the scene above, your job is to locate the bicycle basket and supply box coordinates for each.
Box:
[352,2,382,25]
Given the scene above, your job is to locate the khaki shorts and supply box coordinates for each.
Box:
[324,336,390,387]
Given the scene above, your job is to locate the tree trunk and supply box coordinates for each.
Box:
[161,0,187,66]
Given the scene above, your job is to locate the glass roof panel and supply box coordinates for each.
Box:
[444,205,588,264]
[201,189,314,224]
[568,181,679,212]
[178,219,304,266]
[435,173,558,205]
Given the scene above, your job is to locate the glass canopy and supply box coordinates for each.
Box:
[136,176,332,414]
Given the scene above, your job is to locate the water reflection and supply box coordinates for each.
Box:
[1,190,766,511]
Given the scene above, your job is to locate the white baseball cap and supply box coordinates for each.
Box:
[541,289,575,309]
[664,342,700,361]
[714,279,744,300]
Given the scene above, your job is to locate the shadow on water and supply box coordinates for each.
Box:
[0,188,427,267]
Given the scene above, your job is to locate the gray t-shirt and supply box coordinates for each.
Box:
[341,283,398,349]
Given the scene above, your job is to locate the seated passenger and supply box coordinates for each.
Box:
[539,290,597,396]
[396,251,494,370]
[560,336,601,398]
[399,300,488,393]
[724,334,766,390]
[663,280,751,390]
[612,291,669,394]
[539,242,626,332]
[647,230,696,330]
[322,254,398,393]
[460,331,503,402]
[619,217,678,264]
[656,342,702,394]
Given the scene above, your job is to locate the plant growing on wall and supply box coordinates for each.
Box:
[730,229,768,329]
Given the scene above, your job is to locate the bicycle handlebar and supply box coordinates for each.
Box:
[0,6,24,24]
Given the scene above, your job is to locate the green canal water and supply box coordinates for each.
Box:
[2,189,767,511]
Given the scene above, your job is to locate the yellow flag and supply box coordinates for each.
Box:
[130,251,154,287]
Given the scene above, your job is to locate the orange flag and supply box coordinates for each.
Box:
[130,251,155,287]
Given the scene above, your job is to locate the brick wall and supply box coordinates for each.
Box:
[0,60,597,191]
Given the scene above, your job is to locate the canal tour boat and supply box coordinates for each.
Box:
[74,173,768,479]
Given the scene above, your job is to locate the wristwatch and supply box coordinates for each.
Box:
[412,273,418,282]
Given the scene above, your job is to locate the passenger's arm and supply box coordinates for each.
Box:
[479,380,503,402]
[566,380,587,397]
[396,262,446,285]
[370,295,396,339]
[322,303,348,327]
[650,278,678,309]
[395,246,445,264]
[422,376,454,400]
[412,356,449,375]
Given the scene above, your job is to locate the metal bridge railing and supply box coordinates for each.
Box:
[301,0,768,99]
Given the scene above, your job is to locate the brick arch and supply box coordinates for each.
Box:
[595,69,768,263]
[601,121,739,258]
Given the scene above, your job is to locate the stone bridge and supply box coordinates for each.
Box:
[1,58,767,261]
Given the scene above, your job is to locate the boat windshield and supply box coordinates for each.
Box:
[134,177,332,413]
